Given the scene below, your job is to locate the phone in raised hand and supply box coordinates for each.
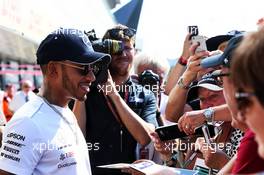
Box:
[188,26,199,38]
[191,35,207,53]
[188,25,207,53]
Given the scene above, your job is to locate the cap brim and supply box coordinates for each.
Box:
[188,83,222,99]
[200,54,225,68]
[206,35,233,51]
[195,83,223,91]
[74,51,111,65]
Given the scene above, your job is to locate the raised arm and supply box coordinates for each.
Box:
[165,44,208,122]
[164,33,191,95]
[217,154,236,175]
[103,72,155,146]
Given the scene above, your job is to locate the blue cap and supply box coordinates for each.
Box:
[201,35,244,68]
[36,28,111,65]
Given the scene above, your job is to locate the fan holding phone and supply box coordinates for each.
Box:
[188,26,207,53]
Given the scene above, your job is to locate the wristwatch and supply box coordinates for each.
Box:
[203,107,214,123]
[177,77,190,90]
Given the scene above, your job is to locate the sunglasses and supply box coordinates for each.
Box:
[58,61,101,76]
[211,70,230,85]
[235,91,255,112]
[107,28,136,40]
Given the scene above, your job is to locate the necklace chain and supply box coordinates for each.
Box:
[39,95,79,145]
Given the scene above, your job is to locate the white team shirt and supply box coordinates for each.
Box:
[0,96,92,175]
[9,90,37,112]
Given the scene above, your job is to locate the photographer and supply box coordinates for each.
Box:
[73,24,158,175]
[134,52,170,115]
[132,53,170,164]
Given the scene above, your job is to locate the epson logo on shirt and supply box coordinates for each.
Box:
[7,133,26,141]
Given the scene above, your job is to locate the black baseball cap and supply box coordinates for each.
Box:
[188,73,223,98]
[206,30,243,51]
[201,34,244,68]
[190,73,223,91]
[36,28,111,65]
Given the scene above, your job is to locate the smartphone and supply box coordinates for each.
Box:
[155,124,186,141]
[155,124,215,141]
[191,35,207,53]
[188,26,199,37]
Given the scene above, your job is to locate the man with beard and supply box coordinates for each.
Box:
[74,24,157,175]
[0,28,111,175]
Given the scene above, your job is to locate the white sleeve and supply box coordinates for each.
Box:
[0,118,43,175]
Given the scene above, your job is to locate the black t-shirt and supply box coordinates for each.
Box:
[85,78,157,175]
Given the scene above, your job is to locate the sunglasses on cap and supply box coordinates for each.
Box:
[210,70,230,85]
[235,90,255,112]
[107,28,136,40]
[58,61,101,76]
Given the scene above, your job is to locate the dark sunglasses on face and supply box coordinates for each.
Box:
[107,28,136,39]
[58,61,101,76]
[235,90,255,112]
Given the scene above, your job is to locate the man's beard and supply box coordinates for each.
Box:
[61,67,85,101]
[109,64,130,77]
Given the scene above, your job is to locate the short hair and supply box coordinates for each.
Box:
[21,80,33,88]
[40,65,48,75]
[5,84,13,90]
[231,27,264,106]
[134,52,170,75]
